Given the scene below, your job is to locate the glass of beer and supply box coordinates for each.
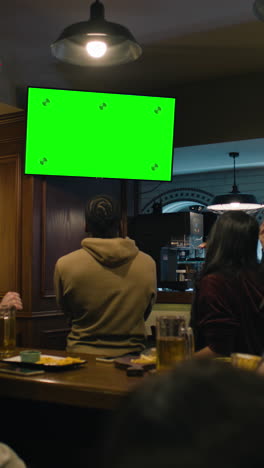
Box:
[156,315,194,371]
[0,305,16,357]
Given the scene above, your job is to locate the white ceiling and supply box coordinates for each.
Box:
[1,0,264,174]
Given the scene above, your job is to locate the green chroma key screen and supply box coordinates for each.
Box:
[25,87,176,181]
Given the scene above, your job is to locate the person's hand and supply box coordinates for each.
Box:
[0,292,23,310]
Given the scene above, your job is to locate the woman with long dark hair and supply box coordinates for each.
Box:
[190,210,264,358]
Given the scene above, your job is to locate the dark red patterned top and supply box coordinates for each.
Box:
[190,273,264,356]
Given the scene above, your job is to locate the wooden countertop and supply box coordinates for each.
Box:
[157,290,193,304]
[0,348,147,410]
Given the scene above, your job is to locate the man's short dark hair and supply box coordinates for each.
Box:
[85,194,121,238]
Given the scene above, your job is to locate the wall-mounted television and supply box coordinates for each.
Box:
[24,87,176,181]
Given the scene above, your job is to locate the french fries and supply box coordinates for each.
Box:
[36,356,84,366]
[131,354,156,365]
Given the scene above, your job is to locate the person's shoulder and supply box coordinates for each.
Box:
[200,273,226,284]
[55,249,84,267]
[199,272,251,297]
[195,275,227,304]
[137,249,156,265]
[199,273,229,293]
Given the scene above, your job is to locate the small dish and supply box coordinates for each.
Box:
[231,352,262,371]
[20,350,41,363]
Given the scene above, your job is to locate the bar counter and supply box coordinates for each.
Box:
[0,348,146,410]
[0,348,149,468]
[157,290,193,304]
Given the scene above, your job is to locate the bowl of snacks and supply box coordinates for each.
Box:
[231,352,262,371]
[20,350,41,363]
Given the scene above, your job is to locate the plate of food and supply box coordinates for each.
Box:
[1,354,86,371]
[114,348,156,372]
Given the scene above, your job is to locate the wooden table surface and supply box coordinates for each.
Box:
[0,348,146,410]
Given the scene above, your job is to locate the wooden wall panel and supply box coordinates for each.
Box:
[0,103,139,347]
[0,111,25,142]
[16,313,69,348]
[0,154,21,294]
[20,174,34,315]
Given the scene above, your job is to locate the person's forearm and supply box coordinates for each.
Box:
[194,346,223,359]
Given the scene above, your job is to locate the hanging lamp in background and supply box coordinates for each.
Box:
[207,152,262,213]
[51,0,142,66]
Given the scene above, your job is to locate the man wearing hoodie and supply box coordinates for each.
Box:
[54,194,157,356]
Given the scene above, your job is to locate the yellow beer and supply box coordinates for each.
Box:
[156,336,186,371]
[0,308,16,357]
[156,315,194,371]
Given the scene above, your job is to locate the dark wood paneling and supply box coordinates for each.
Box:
[31,176,56,313]
[0,104,140,347]
[21,174,34,315]
[157,291,193,304]
[0,154,21,294]
[17,312,69,348]
[0,112,25,141]
[40,327,71,350]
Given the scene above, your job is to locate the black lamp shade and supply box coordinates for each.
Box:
[210,193,259,205]
[207,151,263,213]
[51,18,142,66]
[207,193,262,213]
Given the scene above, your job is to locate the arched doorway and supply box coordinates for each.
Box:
[142,188,213,214]
[163,201,205,213]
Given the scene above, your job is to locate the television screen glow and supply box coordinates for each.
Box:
[25,87,176,181]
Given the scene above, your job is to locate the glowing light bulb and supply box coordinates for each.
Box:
[230,202,240,209]
[86,41,107,58]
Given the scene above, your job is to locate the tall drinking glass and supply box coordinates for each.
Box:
[0,305,16,357]
[156,315,194,371]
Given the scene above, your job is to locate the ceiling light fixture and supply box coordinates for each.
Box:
[253,0,264,20]
[207,152,262,213]
[51,0,142,66]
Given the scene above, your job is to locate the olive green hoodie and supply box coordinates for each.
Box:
[54,237,157,356]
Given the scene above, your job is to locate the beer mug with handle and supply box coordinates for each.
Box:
[156,315,194,371]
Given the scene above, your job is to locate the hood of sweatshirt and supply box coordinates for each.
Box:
[81,237,139,267]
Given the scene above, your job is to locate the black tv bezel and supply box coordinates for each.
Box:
[24,85,176,183]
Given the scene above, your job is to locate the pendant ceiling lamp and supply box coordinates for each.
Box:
[51,0,142,66]
[207,152,262,213]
